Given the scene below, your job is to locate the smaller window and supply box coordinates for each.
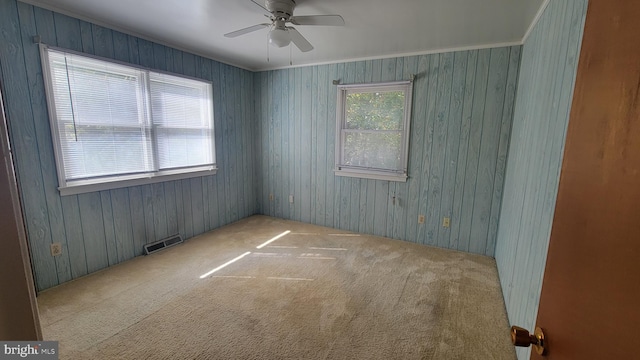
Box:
[335,81,413,182]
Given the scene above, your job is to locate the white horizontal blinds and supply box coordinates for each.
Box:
[47,50,153,180]
[342,88,405,171]
[149,73,214,170]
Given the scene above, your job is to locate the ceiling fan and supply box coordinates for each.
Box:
[224,0,345,52]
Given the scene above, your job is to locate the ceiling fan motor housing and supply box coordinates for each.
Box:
[265,0,295,20]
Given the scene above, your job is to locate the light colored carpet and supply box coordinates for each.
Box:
[37,215,515,359]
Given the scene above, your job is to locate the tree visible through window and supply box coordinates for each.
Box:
[335,81,413,182]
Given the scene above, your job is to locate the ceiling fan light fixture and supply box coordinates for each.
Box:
[268,28,290,47]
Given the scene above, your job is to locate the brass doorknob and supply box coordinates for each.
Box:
[510,326,547,355]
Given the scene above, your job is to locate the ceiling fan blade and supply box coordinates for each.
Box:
[224,23,271,38]
[290,15,345,26]
[287,27,314,52]
[250,0,271,15]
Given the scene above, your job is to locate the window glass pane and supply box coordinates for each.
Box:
[154,127,212,168]
[48,51,153,180]
[63,55,145,127]
[61,128,151,179]
[343,131,402,171]
[150,73,214,170]
[345,91,405,130]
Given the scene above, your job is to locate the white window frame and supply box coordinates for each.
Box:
[40,45,217,196]
[334,80,413,182]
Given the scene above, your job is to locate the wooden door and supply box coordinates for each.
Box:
[532,0,640,358]
[0,85,42,339]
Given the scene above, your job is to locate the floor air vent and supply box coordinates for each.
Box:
[144,234,183,255]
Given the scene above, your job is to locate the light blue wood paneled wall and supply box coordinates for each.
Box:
[0,0,258,291]
[494,1,588,359]
[255,46,521,255]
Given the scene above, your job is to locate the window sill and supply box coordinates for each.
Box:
[58,167,217,196]
[334,169,407,182]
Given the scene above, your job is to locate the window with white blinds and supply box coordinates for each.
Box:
[41,46,215,195]
[149,73,214,170]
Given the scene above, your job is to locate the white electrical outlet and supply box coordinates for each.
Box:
[50,243,62,256]
[418,214,425,224]
[443,217,451,228]
[269,193,274,201]
[289,195,294,203]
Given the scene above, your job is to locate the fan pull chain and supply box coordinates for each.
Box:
[289,44,292,66]
[266,32,270,63]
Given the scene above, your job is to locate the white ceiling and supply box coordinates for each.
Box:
[21,0,546,71]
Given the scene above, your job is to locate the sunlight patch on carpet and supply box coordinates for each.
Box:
[199,251,252,279]
[256,230,291,249]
